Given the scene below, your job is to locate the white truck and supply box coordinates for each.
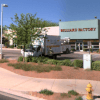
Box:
[21,34,71,59]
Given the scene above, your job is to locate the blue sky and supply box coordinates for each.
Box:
[0,0,100,27]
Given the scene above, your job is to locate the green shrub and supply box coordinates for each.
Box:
[25,56,33,62]
[67,94,71,98]
[17,45,22,49]
[31,56,48,63]
[21,63,33,71]
[73,60,83,68]
[74,67,79,69]
[60,93,71,98]
[0,59,9,63]
[24,56,72,67]
[51,60,60,65]
[96,50,99,53]
[13,63,22,69]
[57,61,64,66]
[71,48,75,51]
[35,64,62,73]
[19,57,28,62]
[32,57,38,63]
[24,57,28,62]
[39,89,53,95]
[62,59,72,66]
[91,61,100,71]
[68,90,79,96]
[51,65,62,71]
[43,58,72,66]
[37,56,46,62]
[36,67,51,73]
[45,59,55,64]
[60,93,68,97]
[85,68,92,71]
[70,61,74,67]
[83,48,87,51]
[5,42,8,47]
[18,56,23,62]
[7,62,62,73]
[8,63,33,71]
[75,96,83,100]
[90,48,92,52]
[8,63,15,66]
[42,57,50,64]
[9,45,14,48]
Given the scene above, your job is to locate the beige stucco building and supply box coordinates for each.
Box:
[3,26,59,46]
[4,29,16,46]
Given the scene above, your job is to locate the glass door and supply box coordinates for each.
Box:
[80,43,82,50]
[76,43,79,50]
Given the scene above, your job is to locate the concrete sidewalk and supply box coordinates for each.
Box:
[0,67,100,100]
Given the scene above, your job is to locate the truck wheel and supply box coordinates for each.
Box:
[68,49,70,53]
[66,49,69,54]
[52,55,57,59]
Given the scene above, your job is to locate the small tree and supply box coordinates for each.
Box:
[6,13,49,62]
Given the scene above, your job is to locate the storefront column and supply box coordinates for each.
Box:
[90,41,92,48]
[75,42,76,50]
[79,43,80,51]
[82,42,84,50]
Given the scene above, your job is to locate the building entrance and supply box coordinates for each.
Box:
[76,42,83,51]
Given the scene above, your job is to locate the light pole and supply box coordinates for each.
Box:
[1,4,8,59]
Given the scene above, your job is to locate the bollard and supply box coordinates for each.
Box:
[86,82,94,100]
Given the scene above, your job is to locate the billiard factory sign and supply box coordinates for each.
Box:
[61,28,96,32]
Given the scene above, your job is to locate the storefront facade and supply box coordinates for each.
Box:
[59,19,100,51]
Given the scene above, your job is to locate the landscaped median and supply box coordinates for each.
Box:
[0,56,100,72]
[7,56,80,73]
[0,56,97,73]
[27,89,83,100]
[17,56,100,71]
[0,57,100,99]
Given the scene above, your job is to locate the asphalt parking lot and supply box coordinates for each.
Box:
[2,49,22,60]
[57,53,83,62]
[57,52,100,62]
[2,49,100,62]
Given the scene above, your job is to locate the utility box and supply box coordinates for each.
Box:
[83,54,91,69]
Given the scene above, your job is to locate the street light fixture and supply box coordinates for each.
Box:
[1,4,8,59]
[94,16,97,19]
[2,4,8,7]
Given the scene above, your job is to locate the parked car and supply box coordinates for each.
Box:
[21,49,34,57]
[21,45,42,57]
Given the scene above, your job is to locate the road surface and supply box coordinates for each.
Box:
[0,91,30,100]
[2,49,100,62]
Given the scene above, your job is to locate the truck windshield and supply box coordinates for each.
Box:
[33,45,41,51]
[33,45,40,48]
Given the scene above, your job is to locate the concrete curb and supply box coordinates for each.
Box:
[0,87,46,100]
[0,87,100,100]
[82,95,100,100]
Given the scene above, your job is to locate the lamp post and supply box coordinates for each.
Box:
[1,4,8,59]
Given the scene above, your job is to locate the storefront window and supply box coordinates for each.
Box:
[91,42,99,45]
[80,43,82,50]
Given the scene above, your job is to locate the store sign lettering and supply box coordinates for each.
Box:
[61,28,96,32]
